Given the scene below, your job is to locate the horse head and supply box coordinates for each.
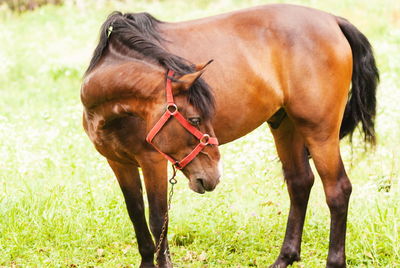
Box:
[147,62,222,194]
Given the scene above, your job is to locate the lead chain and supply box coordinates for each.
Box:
[155,165,177,264]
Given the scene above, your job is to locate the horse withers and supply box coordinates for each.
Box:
[81,4,378,268]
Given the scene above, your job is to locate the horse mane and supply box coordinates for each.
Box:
[85,11,215,119]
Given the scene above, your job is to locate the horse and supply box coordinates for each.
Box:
[81,4,378,268]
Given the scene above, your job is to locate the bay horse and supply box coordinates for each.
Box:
[81,4,378,268]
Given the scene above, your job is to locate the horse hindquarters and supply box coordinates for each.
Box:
[278,18,378,267]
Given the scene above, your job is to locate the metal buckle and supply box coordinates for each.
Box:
[200,134,210,145]
[173,161,182,170]
[167,104,178,115]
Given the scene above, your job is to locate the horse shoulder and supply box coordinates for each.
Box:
[81,63,159,163]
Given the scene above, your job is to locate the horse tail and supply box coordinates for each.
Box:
[337,17,379,145]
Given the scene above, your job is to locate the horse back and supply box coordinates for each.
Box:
[161,4,352,142]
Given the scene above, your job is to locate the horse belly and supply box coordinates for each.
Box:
[211,79,282,144]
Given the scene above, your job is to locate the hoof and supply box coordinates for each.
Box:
[156,257,173,268]
[327,260,346,268]
[270,252,300,268]
[156,262,173,268]
[270,260,288,268]
[140,263,157,268]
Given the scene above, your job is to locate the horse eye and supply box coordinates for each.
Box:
[188,117,201,126]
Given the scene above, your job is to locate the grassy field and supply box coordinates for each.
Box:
[0,0,399,267]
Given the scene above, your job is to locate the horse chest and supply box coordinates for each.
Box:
[87,115,147,164]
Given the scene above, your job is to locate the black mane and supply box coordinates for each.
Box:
[85,11,215,119]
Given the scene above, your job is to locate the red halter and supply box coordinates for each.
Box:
[146,70,218,170]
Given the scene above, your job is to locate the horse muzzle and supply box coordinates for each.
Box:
[189,175,220,194]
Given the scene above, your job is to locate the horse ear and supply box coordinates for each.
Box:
[171,60,212,93]
[194,59,214,71]
[172,70,204,93]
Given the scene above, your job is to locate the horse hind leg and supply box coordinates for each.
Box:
[269,116,315,268]
[300,127,351,268]
[288,96,352,267]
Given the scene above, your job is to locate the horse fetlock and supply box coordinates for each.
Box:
[140,261,157,268]
[281,250,301,264]
[326,258,346,268]
[156,256,173,268]
[271,250,301,268]
[139,246,155,264]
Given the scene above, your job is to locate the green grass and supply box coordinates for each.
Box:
[0,0,399,267]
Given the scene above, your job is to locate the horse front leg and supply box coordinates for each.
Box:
[138,153,172,268]
[107,159,156,268]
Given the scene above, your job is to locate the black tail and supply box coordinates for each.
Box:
[337,17,379,145]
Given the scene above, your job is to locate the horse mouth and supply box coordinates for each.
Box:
[189,177,217,194]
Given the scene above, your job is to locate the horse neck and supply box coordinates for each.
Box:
[106,37,158,66]
[83,22,171,139]
[82,58,166,130]
[83,83,165,142]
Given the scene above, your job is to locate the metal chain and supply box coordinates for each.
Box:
[155,164,178,264]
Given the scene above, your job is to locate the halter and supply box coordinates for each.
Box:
[146,70,218,170]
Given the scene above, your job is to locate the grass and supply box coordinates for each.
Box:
[0,0,399,267]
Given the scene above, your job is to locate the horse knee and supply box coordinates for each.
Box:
[284,168,314,193]
[149,213,165,233]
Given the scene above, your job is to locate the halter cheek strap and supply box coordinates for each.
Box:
[146,70,218,170]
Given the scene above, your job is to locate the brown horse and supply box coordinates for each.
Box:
[81,4,378,268]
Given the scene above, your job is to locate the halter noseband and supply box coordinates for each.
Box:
[146,70,219,170]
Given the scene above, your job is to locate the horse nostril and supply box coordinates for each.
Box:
[196,178,205,189]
